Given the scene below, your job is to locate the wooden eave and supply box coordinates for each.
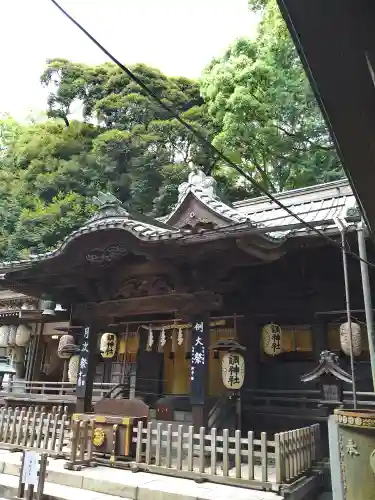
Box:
[277,0,375,232]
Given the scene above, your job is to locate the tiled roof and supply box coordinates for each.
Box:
[0,206,181,272]
[233,179,358,238]
[163,170,250,225]
[0,174,360,272]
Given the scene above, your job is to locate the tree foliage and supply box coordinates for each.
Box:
[0,62,236,260]
[0,1,344,261]
[200,0,343,192]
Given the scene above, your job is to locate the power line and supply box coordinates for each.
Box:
[49,0,375,269]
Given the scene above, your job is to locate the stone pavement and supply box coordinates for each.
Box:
[0,450,282,500]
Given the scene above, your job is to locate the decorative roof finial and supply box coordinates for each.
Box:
[89,191,130,222]
[178,167,217,202]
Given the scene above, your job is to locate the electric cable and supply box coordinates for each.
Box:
[48,0,375,269]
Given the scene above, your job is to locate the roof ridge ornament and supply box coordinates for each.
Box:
[89,191,130,222]
[178,168,217,202]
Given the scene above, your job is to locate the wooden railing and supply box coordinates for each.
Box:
[0,405,70,456]
[275,424,321,483]
[244,388,375,423]
[1,380,119,400]
[132,421,321,488]
[0,406,321,489]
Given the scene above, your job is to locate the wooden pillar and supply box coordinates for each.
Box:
[190,312,210,430]
[75,324,97,414]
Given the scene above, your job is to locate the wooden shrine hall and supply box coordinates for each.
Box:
[1,169,375,433]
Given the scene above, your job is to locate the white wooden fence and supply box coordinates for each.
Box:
[0,404,321,489]
[0,405,70,456]
[133,421,321,489]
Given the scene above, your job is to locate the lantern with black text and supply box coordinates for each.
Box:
[221,352,245,390]
[262,323,282,356]
[100,333,117,359]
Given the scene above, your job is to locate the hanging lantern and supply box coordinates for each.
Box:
[262,323,283,356]
[100,333,117,359]
[340,322,362,357]
[8,325,17,347]
[0,326,9,348]
[68,355,80,383]
[221,352,245,390]
[15,325,31,347]
[57,335,75,359]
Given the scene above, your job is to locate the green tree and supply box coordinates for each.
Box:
[0,62,244,260]
[200,0,343,193]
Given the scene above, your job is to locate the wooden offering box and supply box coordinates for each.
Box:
[72,398,148,459]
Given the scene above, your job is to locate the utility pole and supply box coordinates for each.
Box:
[335,217,357,408]
[357,220,375,392]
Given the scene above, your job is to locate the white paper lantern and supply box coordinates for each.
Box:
[0,326,9,348]
[68,355,80,383]
[340,322,362,357]
[262,323,283,356]
[221,352,245,390]
[57,335,75,359]
[8,325,17,346]
[100,333,117,359]
[15,325,31,347]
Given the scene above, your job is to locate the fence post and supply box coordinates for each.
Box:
[288,430,294,480]
[22,408,32,448]
[135,421,143,463]
[199,427,205,474]
[36,453,48,500]
[10,407,20,445]
[274,433,282,484]
[187,426,194,472]
[176,425,183,471]
[210,427,217,475]
[155,422,162,467]
[145,422,152,465]
[247,430,254,480]
[4,407,12,444]
[261,432,268,483]
[234,429,241,479]
[222,429,229,476]
[166,424,172,468]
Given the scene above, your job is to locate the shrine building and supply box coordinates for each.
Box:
[0,169,374,433]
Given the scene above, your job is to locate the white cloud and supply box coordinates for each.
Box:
[0,0,257,120]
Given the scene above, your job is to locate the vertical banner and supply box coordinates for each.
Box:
[190,314,209,405]
[76,326,90,398]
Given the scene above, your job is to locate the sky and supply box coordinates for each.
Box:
[0,0,258,121]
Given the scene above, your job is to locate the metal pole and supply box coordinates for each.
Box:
[340,230,357,408]
[357,220,375,391]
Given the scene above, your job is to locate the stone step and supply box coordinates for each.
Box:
[0,473,130,500]
[0,450,281,500]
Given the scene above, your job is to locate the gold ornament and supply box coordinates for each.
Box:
[93,427,106,447]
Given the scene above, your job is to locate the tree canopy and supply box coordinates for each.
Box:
[200,0,342,192]
[0,0,343,262]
